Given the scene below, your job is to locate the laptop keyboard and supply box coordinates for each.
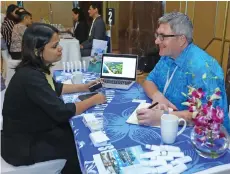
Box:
[104,79,132,85]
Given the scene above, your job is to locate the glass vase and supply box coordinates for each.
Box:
[191,125,229,159]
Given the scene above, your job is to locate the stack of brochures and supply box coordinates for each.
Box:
[93,145,192,174]
[82,113,104,132]
[82,113,110,147]
[89,131,110,147]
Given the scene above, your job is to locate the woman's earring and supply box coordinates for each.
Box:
[34,48,38,56]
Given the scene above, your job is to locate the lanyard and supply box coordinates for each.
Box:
[163,66,178,95]
[89,15,100,36]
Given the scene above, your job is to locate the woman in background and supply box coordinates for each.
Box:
[2,23,106,173]
[1,4,19,51]
[71,7,89,44]
[10,10,32,60]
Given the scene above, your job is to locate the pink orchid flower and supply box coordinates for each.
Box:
[212,106,224,123]
[194,126,204,135]
[194,115,209,126]
[183,86,223,134]
[209,122,221,131]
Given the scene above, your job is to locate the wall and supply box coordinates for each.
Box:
[1,1,73,27]
[1,1,17,14]
[226,47,230,99]
[103,1,162,54]
[23,1,49,22]
[165,1,230,77]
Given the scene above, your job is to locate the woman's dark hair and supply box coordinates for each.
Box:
[90,2,101,14]
[15,10,32,23]
[16,23,59,74]
[72,7,86,22]
[6,4,18,21]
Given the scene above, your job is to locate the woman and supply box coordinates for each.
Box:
[10,10,32,60]
[1,4,19,51]
[1,23,106,174]
[71,7,89,44]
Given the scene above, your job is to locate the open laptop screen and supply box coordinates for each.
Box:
[101,54,138,80]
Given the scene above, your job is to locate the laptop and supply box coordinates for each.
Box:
[100,53,138,90]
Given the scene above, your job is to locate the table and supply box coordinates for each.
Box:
[54,70,230,174]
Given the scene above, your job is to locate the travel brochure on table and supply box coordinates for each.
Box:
[93,145,148,174]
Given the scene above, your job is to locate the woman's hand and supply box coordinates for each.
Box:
[85,79,101,89]
[75,93,106,114]
[90,93,107,105]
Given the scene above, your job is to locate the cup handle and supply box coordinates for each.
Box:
[177,118,187,136]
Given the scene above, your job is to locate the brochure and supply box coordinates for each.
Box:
[93,145,150,174]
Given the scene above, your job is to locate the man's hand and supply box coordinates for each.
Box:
[171,110,193,122]
[80,45,83,49]
[152,91,178,111]
[136,108,163,126]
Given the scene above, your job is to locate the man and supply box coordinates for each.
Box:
[80,2,106,57]
[137,12,230,133]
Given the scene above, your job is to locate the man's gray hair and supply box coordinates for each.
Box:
[158,12,193,43]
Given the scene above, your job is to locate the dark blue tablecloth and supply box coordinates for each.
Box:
[53,70,230,174]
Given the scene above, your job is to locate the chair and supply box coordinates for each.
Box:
[1,50,21,87]
[1,89,6,130]
[0,90,67,174]
[1,158,66,174]
[87,39,108,73]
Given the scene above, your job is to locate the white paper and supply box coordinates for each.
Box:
[83,113,96,123]
[126,103,151,125]
[132,99,146,103]
[91,39,108,57]
[126,103,175,128]
[90,131,110,144]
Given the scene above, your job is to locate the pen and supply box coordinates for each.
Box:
[148,102,159,109]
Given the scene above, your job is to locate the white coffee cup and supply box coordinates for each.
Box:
[71,71,83,84]
[161,114,187,144]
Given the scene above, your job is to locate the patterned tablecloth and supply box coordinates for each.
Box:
[54,70,230,174]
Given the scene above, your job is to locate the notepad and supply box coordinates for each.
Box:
[126,103,151,125]
[132,99,146,103]
[126,103,175,127]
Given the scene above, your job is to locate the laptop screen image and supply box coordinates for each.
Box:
[101,54,138,80]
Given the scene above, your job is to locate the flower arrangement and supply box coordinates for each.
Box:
[182,86,225,143]
[181,86,229,158]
